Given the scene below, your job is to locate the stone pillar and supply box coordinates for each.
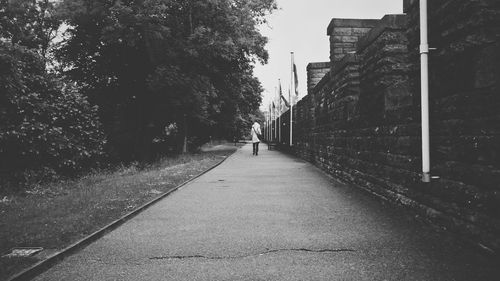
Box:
[306,62,330,95]
[327,18,379,70]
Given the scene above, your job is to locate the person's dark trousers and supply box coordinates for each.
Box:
[253,142,259,155]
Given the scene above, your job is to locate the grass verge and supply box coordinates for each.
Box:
[0,146,239,280]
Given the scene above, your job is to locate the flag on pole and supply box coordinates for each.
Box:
[293,63,299,97]
[280,93,290,108]
[279,81,289,108]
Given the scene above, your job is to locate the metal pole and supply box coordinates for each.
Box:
[267,110,270,141]
[268,110,271,141]
[420,0,431,182]
[290,52,294,146]
[271,101,274,142]
[279,103,281,143]
[268,105,271,141]
[279,106,281,143]
[275,88,278,141]
[267,111,270,141]
[278,80,282,143]
[265,111,268,141]
[269,104,273,142]
[268,109,270,141]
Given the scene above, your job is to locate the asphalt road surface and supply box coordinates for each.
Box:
[33,144,499,280]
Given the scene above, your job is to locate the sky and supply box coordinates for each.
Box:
[254,0,403,111]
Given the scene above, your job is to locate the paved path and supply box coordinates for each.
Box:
[34,144,499,280]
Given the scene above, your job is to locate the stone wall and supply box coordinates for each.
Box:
[275,1,500,254]
[306,62,330,94]
[404,0,500,253]
[327,18,379,67]
[357,15,412,123]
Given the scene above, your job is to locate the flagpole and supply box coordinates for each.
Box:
[267,110,270,141]
[268,105,271,141]
[276,96,279,142]
[268,107,270,141]
[271,100,274,142]
[268,103,271,142]
[265,110,268,142]
[273,87,277,141]
[290,52,294,146]
[278,79,282,143]
[265,108,268,141]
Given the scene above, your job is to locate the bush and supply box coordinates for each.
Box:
[0,42,106,191]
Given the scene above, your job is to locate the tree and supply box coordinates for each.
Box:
[0,0,61,58]
[0,41,105,190]
[56,0,276,159]
[0,0,106,190]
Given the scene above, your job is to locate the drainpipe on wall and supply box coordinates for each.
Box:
[420,0,431,182]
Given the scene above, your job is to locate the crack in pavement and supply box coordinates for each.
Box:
[149,248,355,260]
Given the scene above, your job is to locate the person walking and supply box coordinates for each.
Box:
[251,120,262,156]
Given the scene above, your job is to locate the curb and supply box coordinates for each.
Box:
[6,150,236,281]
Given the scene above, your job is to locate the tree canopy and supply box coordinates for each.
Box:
[1,0,275,189]
[0,0,60,58]
[56,0,276,159]
[1,0,105,190]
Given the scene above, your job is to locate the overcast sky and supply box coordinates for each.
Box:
[255,0,403,111]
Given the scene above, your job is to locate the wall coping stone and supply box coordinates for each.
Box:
[331,53,359,77]
[356,14,408,53]
[310,53,359,96]
[307,62,331,70]
[311,69,331,96]
[327,18,380,35]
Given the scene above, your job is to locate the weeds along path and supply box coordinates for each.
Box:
[0,146,239,280]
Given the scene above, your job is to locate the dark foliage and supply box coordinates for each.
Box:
[0,42,105,191]
[0,0,275,190]
[56,0,276,160]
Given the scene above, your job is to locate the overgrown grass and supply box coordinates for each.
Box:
[0,146,239,280]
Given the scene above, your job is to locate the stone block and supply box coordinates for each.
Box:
[357,14,408,52]
[333,48,344,54]
[336,42,356,49]
[332,35,343,43]
[352,27,374,36]
[342,36,359,43]
[384,82,412,111]
[331,27,353,36]
[474,43,500,89]
[327,18,380,35]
